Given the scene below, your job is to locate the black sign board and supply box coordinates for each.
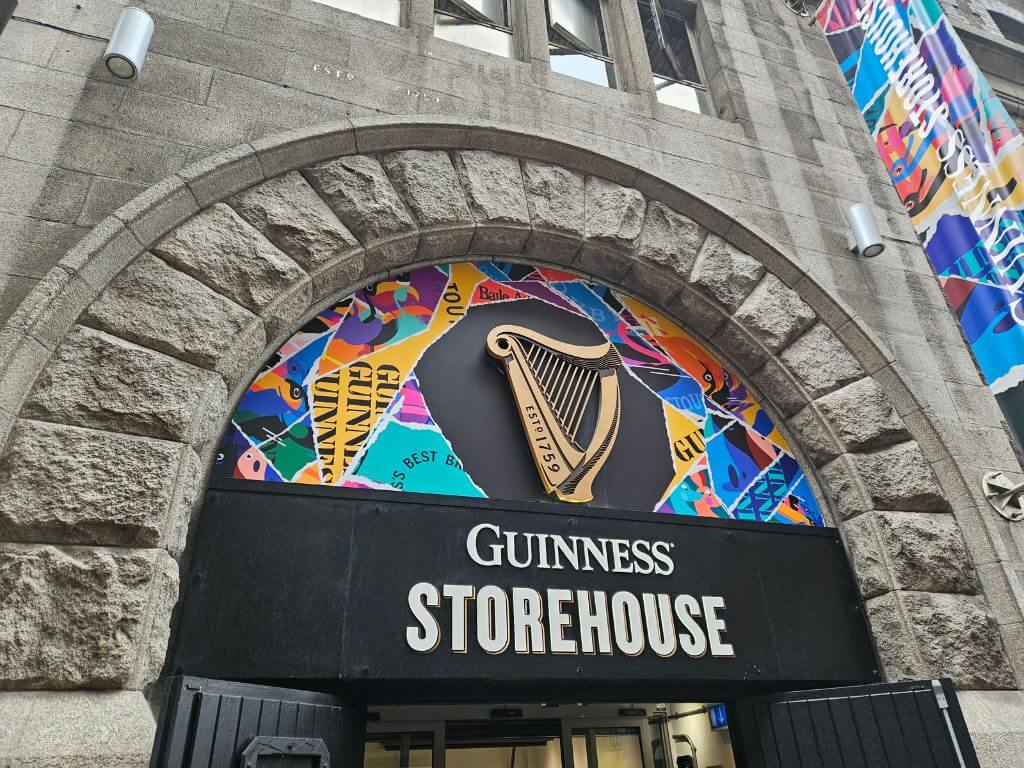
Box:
[172,480,876,700]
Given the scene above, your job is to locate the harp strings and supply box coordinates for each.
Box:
[524,341,599,450]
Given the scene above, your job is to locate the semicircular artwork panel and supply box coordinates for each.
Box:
[214,261,823,526]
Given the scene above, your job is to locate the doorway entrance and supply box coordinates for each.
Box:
[152,677,982,768]
[365,702,735,768]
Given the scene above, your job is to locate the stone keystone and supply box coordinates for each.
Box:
[521,161,585,236]
[584,176,646,249]
[382,150,472,227]
[230,171,361,273]
[304,155,417,243]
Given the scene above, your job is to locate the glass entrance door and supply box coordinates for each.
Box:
[366,702,732,768]
[572,727,647,768]
[365,733,436,768]
[446,720,564,768]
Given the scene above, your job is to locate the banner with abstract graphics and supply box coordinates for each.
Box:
[215,262,823,527]
[817,0,1024,445]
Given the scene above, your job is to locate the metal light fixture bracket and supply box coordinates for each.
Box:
[982,471,1024,521]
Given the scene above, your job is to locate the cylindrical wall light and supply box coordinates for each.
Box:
[103,7,154,80]
[845,203,885,257]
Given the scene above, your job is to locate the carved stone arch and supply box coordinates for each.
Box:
[0,117,1014,699]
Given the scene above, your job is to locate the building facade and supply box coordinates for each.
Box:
[1,0,1024,766]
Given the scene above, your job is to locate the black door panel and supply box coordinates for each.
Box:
[151,677,364,768]
[733,679,977,768]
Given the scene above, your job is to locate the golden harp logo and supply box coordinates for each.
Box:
[486,324,622,504]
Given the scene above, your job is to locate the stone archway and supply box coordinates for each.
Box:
[0,119,1014,754]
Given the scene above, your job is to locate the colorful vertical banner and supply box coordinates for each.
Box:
[817,0,1024,447]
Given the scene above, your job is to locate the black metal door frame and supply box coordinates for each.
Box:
[366,720,446,768]
[563,717,657,768]
[367,714,657,768]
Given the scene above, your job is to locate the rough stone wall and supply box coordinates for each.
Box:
[0,0,927,316]
[0,0,1020,763]
[0,124,1019,764]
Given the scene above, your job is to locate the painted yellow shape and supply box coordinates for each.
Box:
[775,498,810,525]
[295,463,325,485]
[658,402,705,508]
[312,263,486,483]
[766,426,790,451]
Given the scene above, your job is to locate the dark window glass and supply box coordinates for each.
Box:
[638,1,700,84]
[548,0,609,56]
[436,0,508,28]
[637,1,711,115]
[365,737,403,768]
[991,10,1024,46]
[365,734,434,768]
[571,728,644,768]
[434,0,513,57]
[547,0,616,87]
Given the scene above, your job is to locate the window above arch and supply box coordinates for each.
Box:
[434,0,515,58]
[991,9,1024,46]
[637,0,713,115]
[311,0,403,26]
[547,0,617,87]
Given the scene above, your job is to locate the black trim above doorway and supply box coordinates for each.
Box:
[206,477,842,539]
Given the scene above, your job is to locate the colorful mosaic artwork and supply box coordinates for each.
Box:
[215,262,824,526]
[818,0,1024,445]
